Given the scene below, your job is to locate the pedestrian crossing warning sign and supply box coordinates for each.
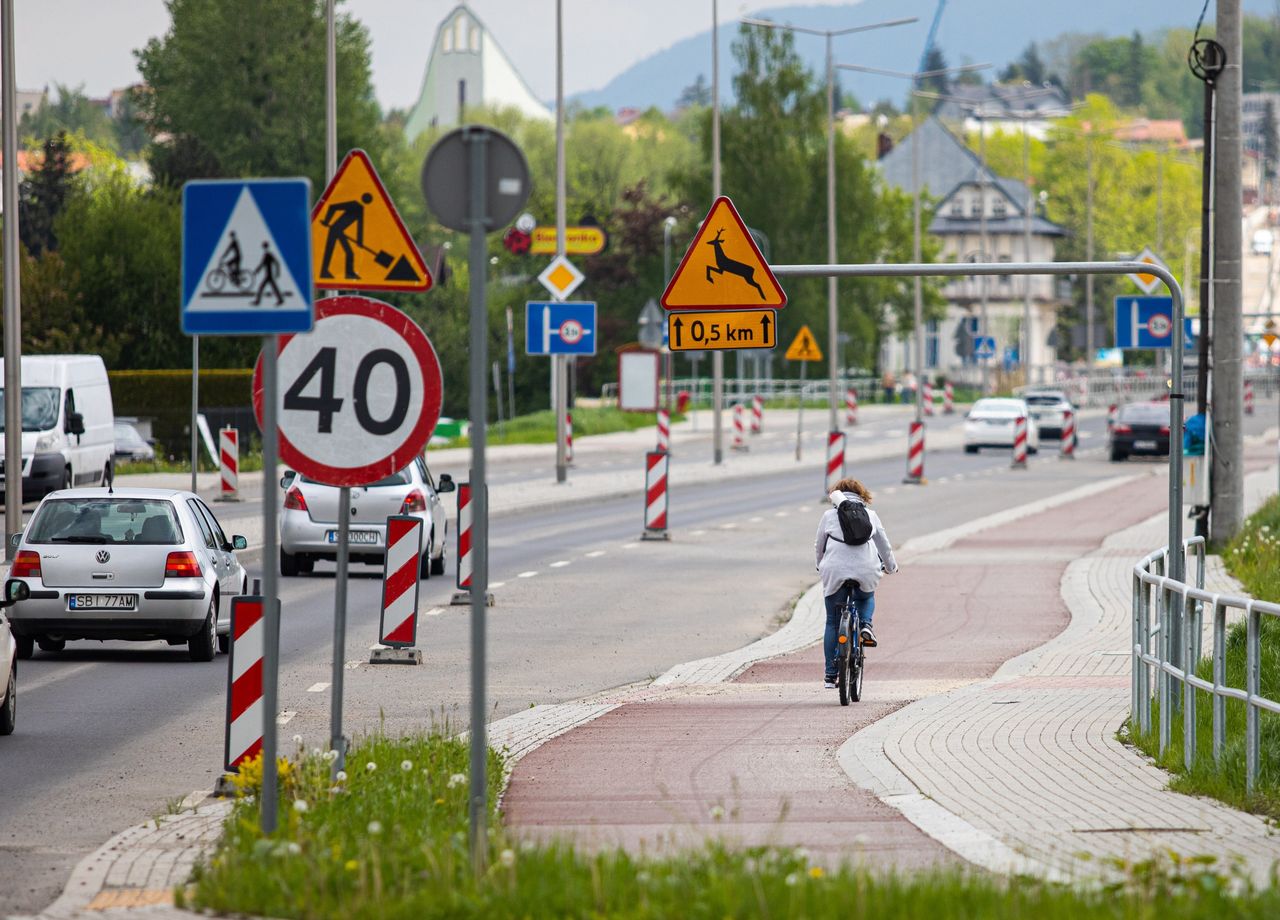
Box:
[661,196,786,311]
[311,149,432,292]
[785,325,822,361]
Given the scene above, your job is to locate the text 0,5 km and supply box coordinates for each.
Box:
[253,295,443,487]
[666,308,778,352]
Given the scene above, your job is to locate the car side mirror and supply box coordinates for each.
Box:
[8,533,20,549]
[1,579,30,607]
[279,470,296,489]
[67,411,86,437]
[436,473,455,493]
[232,535,248,550]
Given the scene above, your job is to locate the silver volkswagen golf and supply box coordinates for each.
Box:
[6,488,248,662]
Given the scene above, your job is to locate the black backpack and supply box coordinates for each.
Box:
[829,497,873,546]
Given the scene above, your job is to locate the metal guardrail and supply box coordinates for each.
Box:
[1132,537,1280,793]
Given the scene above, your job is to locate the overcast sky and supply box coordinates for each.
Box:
[4,1,869,110]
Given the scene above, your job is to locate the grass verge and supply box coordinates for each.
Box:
[115,449,265,476]
[434,407,682,449]
[1129,494,1280,818]
[190,734,1280,919]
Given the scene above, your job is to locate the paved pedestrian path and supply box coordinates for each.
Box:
[844,460,1280,885]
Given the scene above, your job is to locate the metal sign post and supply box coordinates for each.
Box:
[259,337,280,835]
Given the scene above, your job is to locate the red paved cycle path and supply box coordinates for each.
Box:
[499,474,1177,868]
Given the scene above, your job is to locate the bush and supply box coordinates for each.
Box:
[110,369,254,461]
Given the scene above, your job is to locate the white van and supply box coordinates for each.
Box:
[0,356,115,501]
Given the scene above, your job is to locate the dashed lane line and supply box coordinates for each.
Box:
[306,682,330,693]
[276,710,297,726]
[423,607,444,617]
[621,542,639,549]
[550,560,571,568]
[749,516,763,523]
[517,571,539,578]
[490,581,506,589]
[584,550,606,558]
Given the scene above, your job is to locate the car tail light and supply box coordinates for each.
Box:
[283,488,308,512]
[11,550,41,579]
[400,489,427,514]
[1113,424,1132,434]
[164,551,202,578]
[1160,426,1170,435]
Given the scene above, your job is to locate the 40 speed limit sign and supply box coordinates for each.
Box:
[253,295,443,486]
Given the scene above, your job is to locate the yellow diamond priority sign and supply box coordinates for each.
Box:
[538,254,585,301]
[785,325,822,362]
[1128,246,1168,296]
[661,197,786,311]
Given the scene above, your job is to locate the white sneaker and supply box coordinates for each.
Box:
[823,678,837,689]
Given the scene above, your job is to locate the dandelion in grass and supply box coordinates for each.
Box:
[323,749,339,763]
[286,842,301,856]
[499,848,516,868]
[434,797,445,805]
[520,839,537,853]
[785,872,800,887]
[367,820,382,835]
[709,805,725,821]
[448,773,466,789]
[854,833,870,847]
[744,857,757,873]
[291,733,303,745]
[293,799,308,814]
[366,762,377,773]
[809,866,824,879]
[401,760,413,772]
[344,859,359,872]
[335,770,347,783]
[636,870,651,885]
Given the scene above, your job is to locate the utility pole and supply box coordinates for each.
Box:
[554,0,567,484]
[711,0,723,465]
[1085,130,1095,367]
[1022,118,1034,383]
[1212,0,1244,543]
[2,0,22,560]
[978,111,990,395]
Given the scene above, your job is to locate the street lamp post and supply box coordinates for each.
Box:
[741,15,917,434]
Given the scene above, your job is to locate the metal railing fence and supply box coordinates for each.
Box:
[1133,537,1280,794]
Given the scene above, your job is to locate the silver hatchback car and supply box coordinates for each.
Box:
[278,456,454,577]
[7,488,248,662]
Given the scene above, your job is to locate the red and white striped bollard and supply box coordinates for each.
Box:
[451,482,493,606]
[1244,380,1254,416]
[656,407,670,453]
[1012,415,1029,468]
[845,387,858,426]
[904,421,925,484]
[732,403,747,450]
[922,381,934,417]
[825,431,846,496]
[220,595,268,786]
[943,382,955,415]
[370,516,424,664]
[1059,409,1076,460]
[750,394,763,434]
[218,427,240,501]
[641,450,670,540]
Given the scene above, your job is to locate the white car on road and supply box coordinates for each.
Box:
[963,397,1041,454]
[0,580,24,735]
[7,488,248,661]
[278,456,454,577]
[1020,388,1075,439]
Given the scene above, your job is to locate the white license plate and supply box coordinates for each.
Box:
[68,594,137,610]
[328,530,379,545]
[1134,440,1158,449]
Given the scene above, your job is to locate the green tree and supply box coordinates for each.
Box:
[136,0,383,191]
[18,132,78,256]
[0,251,127,366]
[19,84,118,152]
[999,43,1052,86]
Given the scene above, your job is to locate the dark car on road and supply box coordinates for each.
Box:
[1109,401,1170,462]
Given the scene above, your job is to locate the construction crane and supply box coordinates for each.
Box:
[916,0,948,78]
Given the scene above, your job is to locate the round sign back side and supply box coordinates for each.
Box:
[253,296,443,486]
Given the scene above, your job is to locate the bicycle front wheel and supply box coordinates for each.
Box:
[850,650,864,702]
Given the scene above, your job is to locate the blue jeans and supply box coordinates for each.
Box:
[823,583,875,679]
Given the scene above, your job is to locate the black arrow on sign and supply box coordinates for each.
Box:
[759,312,771,345]
[672,316,683,348]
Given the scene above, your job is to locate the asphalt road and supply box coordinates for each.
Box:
[0,401,1273,914]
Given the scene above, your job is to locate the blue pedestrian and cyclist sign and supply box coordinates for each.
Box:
[972,335,997,360]
[525,301,597,355]
[1113,296,1195,350]
[181,178,314,335]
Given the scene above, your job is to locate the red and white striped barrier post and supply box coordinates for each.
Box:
[904,421,925,484]
[1012,415,1029,469]
[845,388,858,426]
[1244,380,1254,416]
[732,403,747,451]
[825,431,846,496]
[1060,409,1076,460]
[750,394,763,434]
[656,407,670,453]
[943,382,955,415]
[370,516,424,665]
[217,427,240,501]
[218,595,268,790]
[641,450,670,541]
[451,482,493,606]
[1107,403,1118,432]
[566,411,575,463]
[922,381,935,417]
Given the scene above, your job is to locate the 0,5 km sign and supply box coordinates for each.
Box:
[253,295,443,486]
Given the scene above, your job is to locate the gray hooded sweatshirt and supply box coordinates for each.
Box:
[814,492,898,597]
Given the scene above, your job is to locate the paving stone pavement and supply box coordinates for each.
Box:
[842,461,1280,885]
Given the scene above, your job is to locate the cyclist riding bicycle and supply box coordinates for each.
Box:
[815,477,898,690]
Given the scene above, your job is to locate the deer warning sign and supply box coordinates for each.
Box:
[311,149,432,293]
[785,325,822,362]
[661,196,786,311]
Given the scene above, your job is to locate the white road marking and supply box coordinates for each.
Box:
[306,682,330,693]
[884,486,897,494]
[490,581,506,589]
[345,660,363,670]
[517,571,538,578]
[180,790,208,810]
[18,661,96,695]
[796,505,809,512]
[584,550,606,558]
[885,429,904,437]
[936,476,950,484]
[423,607,444,617]
[689,530,706,536]
[276,710,297,726]
[621,542,639,549]
[774,511,789,518]
[550,560,571,568]
[749,516,763,523]
[718,522,738,530]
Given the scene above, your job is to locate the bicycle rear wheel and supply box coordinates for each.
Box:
[838,645,849,705]
[850,649,864,702]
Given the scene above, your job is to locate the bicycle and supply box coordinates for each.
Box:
[835,578,865,706]
[205,264,251,293]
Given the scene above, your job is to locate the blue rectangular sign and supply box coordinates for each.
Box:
[525,301,597,355]
[181,178,314,335]
[1114,296,1195,350]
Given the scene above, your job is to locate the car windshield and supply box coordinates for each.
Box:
[973,399,1025,414]
[114,424,146,447]
[26,498,183,545]
[301,468,412,488]
[1025,394,1067,406]
[1119,404,1170,423]
[0,387,61,433]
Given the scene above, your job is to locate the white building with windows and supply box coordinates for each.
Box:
[404,3,551,141]
[876,116,1069,378]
